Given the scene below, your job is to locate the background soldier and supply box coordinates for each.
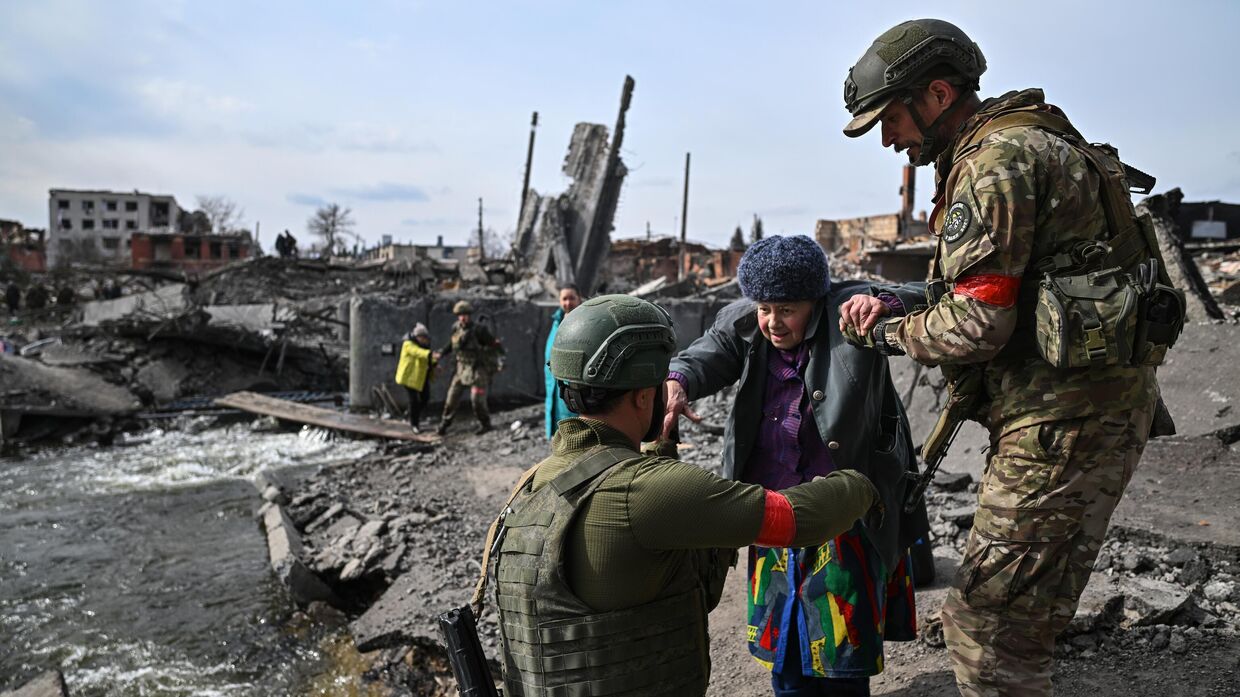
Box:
[436,300,503,435]
[837,19,1173,697]
[491,294,881,697]
[4,280,19,314]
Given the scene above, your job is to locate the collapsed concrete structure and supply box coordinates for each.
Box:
[512,76,634,296]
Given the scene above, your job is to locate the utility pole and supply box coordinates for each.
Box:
[477,197,485,262]
[646,221,651,241]
[520,111,538,220]
[679,152,690,281]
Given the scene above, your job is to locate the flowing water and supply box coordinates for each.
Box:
[0,425,376,695]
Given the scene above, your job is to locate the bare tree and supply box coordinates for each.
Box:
[307,203,356,256]
[195,195,245,235]
[482,227,513,260]
[749,214,765,245]
[729,225,747,251]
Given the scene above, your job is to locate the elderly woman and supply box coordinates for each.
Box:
[663,235,926,697]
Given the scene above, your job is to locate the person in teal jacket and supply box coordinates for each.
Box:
[544,283,582,438]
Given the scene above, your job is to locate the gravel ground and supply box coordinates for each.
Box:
[274,400,1240,696]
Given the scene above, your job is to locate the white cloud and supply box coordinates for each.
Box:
[0,112,37,143]
[137,79,252,119]
[348,37,395,61]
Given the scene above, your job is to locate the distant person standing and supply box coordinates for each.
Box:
[435,300,504,435]
[25,284,47,311]
[4,281,19,314]
[395,323,435,432]
[545,283,582,438]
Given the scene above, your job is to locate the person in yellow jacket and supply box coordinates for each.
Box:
[395,322,435,432]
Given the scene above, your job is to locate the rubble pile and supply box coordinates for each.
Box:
[919,468,1240,663]
[1194,249,1240,315]
[252,408,550,695]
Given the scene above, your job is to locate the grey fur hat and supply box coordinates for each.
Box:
[737,234,831,302]
[412,322,429,338]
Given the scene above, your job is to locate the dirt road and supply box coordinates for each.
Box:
[285,403,1240,696]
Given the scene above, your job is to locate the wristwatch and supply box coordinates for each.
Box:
[871,318,904,356]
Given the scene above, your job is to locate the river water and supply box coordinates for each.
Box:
[0,425,375,695]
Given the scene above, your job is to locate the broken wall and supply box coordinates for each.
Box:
[348,296,736,412]
[349,296,557,411]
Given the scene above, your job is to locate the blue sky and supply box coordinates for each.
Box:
[2,1,1238,251]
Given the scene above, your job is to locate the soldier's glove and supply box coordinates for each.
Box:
[842,319,904,356]
[841,323,875,350]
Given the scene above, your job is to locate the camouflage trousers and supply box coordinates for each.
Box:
[940,404,1153,697]
[442,371,492,428]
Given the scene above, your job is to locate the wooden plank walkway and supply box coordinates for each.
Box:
[214,391,438,443]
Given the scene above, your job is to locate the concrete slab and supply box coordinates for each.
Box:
[79,283,188,326]
[1154,322,1240,439]
[0,670,69,697]
[262,504,339,607]
[204,303,296,332]
[0,353,140,415]
[134,357,191,404]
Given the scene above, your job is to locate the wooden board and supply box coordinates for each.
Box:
[214,391,438,443]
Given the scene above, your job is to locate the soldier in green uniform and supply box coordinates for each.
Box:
[836,19,1179,697]
[436,300,503,435]
[490,294,883,697]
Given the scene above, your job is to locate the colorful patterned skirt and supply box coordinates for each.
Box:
[746,522,917,677]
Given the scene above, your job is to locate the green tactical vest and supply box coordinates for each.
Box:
[934,101,1182,366]
[493,445,716,697]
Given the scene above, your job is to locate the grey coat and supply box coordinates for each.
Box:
[668,279,928,567]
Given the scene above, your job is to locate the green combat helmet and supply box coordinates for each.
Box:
[549,295,676,437]
[843,18,986,165]
[452,300,473,315]
[550,294,676,391]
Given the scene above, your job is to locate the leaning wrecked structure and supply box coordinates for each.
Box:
[513,76,634,296]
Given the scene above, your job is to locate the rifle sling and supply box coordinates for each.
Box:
[470,462,542,615]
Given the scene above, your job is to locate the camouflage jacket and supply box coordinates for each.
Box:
[446,319,501,372]
[882,89,1156,432]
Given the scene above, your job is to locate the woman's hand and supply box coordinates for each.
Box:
[838,295,891,335]
[661,378,701,439]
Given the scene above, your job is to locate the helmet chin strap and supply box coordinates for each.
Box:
[901,90,969,166]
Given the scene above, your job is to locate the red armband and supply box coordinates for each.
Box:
[953,273,1021,308]
[756,490,795,547]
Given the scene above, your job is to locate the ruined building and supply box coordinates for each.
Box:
[814,165,929,255]
[48,189,180,268]
[0,219,46,273]
[512,77,634,295]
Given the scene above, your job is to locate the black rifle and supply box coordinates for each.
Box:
[903,368,982,514]
[439,464,540,697]
[437,604,500,697]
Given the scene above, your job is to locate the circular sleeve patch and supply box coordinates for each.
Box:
[942,201,972,243]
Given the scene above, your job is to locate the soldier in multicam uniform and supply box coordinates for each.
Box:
[836,19,1173,697]
[436,300,503,435]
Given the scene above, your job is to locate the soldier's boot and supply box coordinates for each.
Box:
[435,417,452,436]
[471,389,491,434]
